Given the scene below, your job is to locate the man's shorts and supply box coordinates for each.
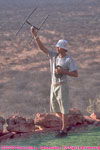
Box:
[50,82,69,114]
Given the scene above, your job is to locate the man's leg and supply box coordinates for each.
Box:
[55,113,69,137]
[56,113,69,132]
[61,114,69,131]
[56,84,69,132]
[56,112,62,118]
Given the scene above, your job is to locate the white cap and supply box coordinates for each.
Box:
[56,39,69,51]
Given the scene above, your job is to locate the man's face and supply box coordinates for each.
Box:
[56,47,67,54]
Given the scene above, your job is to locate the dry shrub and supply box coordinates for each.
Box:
[87,96,100,114]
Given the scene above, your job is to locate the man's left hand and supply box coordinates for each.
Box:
[55,67,65,75]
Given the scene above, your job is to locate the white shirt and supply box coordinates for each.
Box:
[48,50,77,84]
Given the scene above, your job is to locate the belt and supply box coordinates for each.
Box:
[53,81,65,87]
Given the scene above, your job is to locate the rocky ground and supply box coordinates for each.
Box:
[0,109,100,143]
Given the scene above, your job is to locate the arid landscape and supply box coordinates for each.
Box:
[0,0,100,118]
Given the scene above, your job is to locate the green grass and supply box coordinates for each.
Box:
[0,127,100,149]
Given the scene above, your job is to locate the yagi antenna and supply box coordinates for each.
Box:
[28,15,49,44]
[38,15,49,30]
[26,14,49,30]
[16,7,37,36]
[16,7,49,44]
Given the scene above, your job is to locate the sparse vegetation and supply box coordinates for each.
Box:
[87,96,100,114]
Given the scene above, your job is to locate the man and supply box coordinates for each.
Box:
[30,27,78,137]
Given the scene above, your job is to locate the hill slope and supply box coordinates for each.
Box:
[0,0,100,118]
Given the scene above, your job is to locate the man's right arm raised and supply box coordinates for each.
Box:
[30,27,48,55]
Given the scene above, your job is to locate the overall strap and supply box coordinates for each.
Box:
[55,53,58,68]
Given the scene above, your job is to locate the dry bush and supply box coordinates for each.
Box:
[87,96,100,114]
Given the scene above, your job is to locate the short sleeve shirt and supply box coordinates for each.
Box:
[48,50,77,84]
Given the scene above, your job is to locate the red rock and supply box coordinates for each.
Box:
[6,117,15,126]
[34,109,84,130]
[0,117,5,125]
[0,123,3,133]
[69,108,81,115]
[94,121,100,126]
[0,117,5,134]
[7,115,26,125]
[84,115,96,124]
[7,123,34,133]
[7,115,35,133]
[68,108,84,126]
[26,118,34,125]
[90,112,100,120]
[34,113,61,130]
